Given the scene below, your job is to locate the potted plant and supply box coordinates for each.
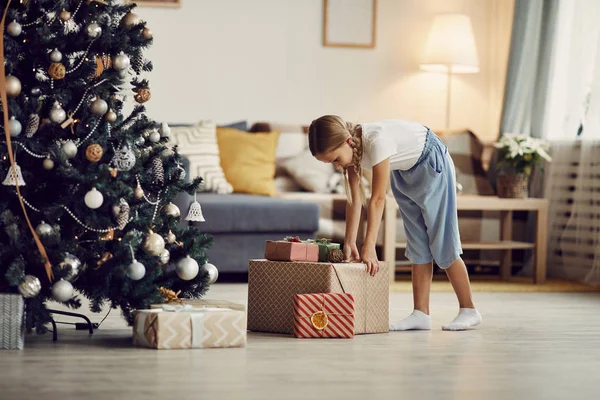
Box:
[494,134,552,198]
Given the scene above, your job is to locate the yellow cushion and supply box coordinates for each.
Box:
[217,127,280,196]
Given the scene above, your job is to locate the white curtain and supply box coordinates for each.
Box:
[544,0,600,285]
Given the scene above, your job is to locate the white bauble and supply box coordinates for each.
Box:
[62,140,77,159]
[176,256,199,281]
[9,117,22,137]
[148,130,160,143]
[84,188,104,209]
[127,260,146,281]
[52,280,74,302]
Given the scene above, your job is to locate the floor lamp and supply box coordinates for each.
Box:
[420,14,479,132]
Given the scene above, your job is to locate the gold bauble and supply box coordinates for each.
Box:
[142,27,153,40]
[120,12,142,27]
[134,88,151,104]
[85,144,104,162]
[48,63,66,80]
[60,9,71,22]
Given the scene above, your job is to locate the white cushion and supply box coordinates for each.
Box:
[276,132,308,159]
[282,150,335,193]
[170,121,233,194]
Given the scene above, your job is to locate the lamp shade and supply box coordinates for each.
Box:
[420,14,479,73]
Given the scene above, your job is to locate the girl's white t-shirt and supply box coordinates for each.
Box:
[359,120,427,171]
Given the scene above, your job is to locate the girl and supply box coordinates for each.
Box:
[308,115,482,331]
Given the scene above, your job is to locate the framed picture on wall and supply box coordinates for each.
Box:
[323,0,377,49]
[130,0,181,8]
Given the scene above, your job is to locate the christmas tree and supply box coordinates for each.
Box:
[0,0,213,333]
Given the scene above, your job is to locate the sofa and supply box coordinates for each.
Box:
[173,192,319,273]
[171,120,509,275]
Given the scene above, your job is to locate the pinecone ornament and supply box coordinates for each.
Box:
[25,113,40,138]
[150,158,164,185]
[115,198,130,230]
[131,52,144,74]
[328,248,345,263]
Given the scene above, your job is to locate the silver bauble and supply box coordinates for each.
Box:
[134,136,145,146]
[164,202,180,218]
[120,12,141,27]
[43,158,55,170]
[160,122,171,138]
[9,117,22,137]
[148,130,160,143]
[86,22,102,38]
[127,260,146,281]
[117,69,128,79]
[62,140,77,159]
[113,53,130,71]
[90,98,108,116]
[35,221,53,237]
[59,253,82,281]
[176,256,199,281]
[105,110,117,123]
[51,279,74,303]
[7,21,22,37]
[111,146,136,171]
[6,75,22,98]
[84,187,104,209]
[202,262,219,285]
[19,275,42,298]
[143,231,165,256]
[50,103,67,124]
[167,230,176,244]
[50,49,63,63]
[159,249,170,265]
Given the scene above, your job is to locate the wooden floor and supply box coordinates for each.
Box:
[2,284,600,400]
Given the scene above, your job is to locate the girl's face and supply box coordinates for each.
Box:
[316,137,354,171]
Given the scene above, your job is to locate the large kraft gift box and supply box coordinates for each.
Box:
[151,299,245,312]
[247,260,389,335]
[133,307,246,349]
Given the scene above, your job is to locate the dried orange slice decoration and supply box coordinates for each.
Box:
[310,311,328,330]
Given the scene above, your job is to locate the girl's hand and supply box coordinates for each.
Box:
[343,242,361,262]
[360,245,379,276]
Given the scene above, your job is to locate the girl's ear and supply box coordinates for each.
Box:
[346,136,354,146]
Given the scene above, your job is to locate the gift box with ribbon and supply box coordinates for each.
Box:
[306,238,341,262]
[133,305,246,350]
[293,293,355,339]
[248,260,389,335]
[264,236,319,262]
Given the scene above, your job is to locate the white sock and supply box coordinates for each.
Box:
[390,310,431,331]
[442,308,482,331]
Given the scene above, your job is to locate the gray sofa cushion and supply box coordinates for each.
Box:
[193,193,319,234]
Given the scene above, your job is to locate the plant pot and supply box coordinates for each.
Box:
[497,173,529,199]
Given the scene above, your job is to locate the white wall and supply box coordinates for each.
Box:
[134,0,513,141]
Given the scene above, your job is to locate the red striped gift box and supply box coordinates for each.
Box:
[293,293,355,339]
